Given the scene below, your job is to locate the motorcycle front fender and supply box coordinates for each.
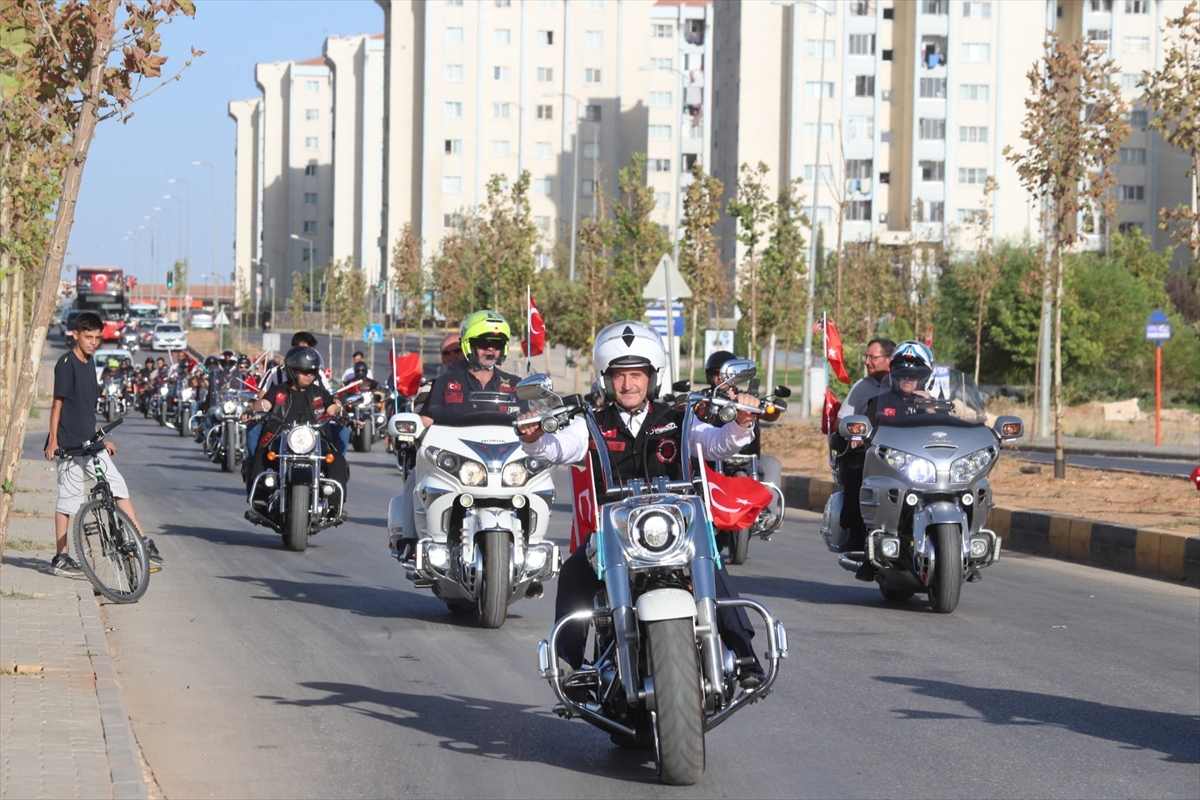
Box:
[636,588,697,622]
[820,491,848,551]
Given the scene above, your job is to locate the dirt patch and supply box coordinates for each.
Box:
[763,422,1200,536]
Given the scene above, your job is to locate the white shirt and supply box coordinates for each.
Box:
[523,409,754,466]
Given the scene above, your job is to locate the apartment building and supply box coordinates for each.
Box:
[228,98,261,308]
[712,0,1192,274]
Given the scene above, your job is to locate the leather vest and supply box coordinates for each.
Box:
[589,402,684,495]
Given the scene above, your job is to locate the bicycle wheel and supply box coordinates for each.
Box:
[71,500,150,603]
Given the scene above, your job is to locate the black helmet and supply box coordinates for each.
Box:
[204,355,219,368]
[284,345,322,383]
[237,354,251,368]
[704,350,737,383]
[144,357,154,367]
[352,361,370,378]
[219,349,237,369]
[121,357,132,368]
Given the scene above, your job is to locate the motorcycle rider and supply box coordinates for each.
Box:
[249,333,345,458]
[99,357,122,383]
[245,346,348,507]
[342,350,374,383]
[517,321,769,689]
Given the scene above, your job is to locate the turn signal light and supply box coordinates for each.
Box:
[324,453,335,463]
[846,422,868,436]
[1001,423,1022,436]
[266,451,277,462]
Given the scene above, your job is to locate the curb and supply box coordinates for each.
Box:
[1010,442,1200,463]
[781,473,1200,587]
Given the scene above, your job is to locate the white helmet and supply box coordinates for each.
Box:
[593,321,667,401]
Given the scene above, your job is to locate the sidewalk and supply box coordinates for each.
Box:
[1,431,148,797]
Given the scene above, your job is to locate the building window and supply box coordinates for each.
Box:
[846,159,872,180]
[1090,0,1113,10]
[919,118,946,140]
[919,160,945,181]
[850,0,875,15]
[305,136,319,149]
[652,23,673,38]
[494,28,511,45]
[442,176,461,194]
[535,215,550,231]
[853,75,875,97]
[960,43,991,61]
[584,68,601,84]
[446,0,463,5]
[958,167,988,184]
[302,220,317,234]
[929,201,945,222]
[962,1,991,17]
[847,200,872,221]
[805,81,835,99]
[919,77,947,98]
[444,101,463,118]
[537,67,553,82]
[304,163,318,176]
[492,140,510,156]
[1120,73,1143,91]
[304,192,318,205]
[1088,29,1111,46]
[1119,184,1145,201]
[536,104,553,120]
[1118,220,1145,234]
[848,33,876,56]
[805,39,836,58]
[960,83,990,101]
[534,178,552,194]
[922,0,948,13]
[583,142,602,159]
[444,139,462,155]
[445,27,464,43]
[301,248,312,262]
[585,30,603,47]
[305,108,319,121]
[444,64,463,82]
[959,125,988,143]
[649,124,672,139]
[494,66,511,82]
[493,102,511,119]
[305,80,319,92]
[649,158,671,172]
[650,91,673,107]
[495,0,511,7]
[957,208,986,224]
[581,179,596,197]
[804,123,835,140]
[654,192,671,209]
[535,141,552,158]
[1125,0,1148,13]
[847,115,874,140]
[650,57,673,71]
[1119,147,1147,164]
[1124,37,1150,54]
[537,30,553,45]
[1128,109,1148,127]
[585,104,602,121]
[804,164,834,183]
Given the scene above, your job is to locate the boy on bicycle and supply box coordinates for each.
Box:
[44,312,164,576]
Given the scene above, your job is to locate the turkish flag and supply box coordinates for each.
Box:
[817,319,851,385]
[703,460,774,531]
[1190,465,1199,491]
[524,296,546,357]
[394,352,422,397]
[568,460,598,553]
[821,387,842,435]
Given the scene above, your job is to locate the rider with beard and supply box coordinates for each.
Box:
[245,346,348,506]
[517,321,769,690]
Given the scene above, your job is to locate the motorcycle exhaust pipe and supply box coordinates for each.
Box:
[837,554,864,573]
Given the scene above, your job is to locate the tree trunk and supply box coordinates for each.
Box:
[974,289,985,385]
[748,251,757,357]
[689,300,699,384]
[1053,246,1066,480]
[834,210,846,326]
[0,0,122,543]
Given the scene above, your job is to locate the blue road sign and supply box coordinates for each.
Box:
[1145,309,1171,341]
[363,323,384,344]
[646,300,685,337]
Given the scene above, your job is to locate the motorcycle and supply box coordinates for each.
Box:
[245,416,347,551]
[385,379,431,480]
[520,363,788,786]
[169,379,195,437]
[821,368,1023,613]
[385,391,559,628]
[202,387,255,473]
[344,388,387,453]
[149,381,169,425]
[120,327,140,353]
[98,377,127,423]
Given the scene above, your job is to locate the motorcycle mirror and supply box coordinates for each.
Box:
[838,414,872,441]
[515,373,558,403]
[993,415,1024,443]
[774,385,792,398]
[671,379,690,393]
[718,358,757,388]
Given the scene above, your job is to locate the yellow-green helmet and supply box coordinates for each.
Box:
[460,310,511,364]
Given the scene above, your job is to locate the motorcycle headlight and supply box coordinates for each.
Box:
[502,461,528,487]
[222,400,238,415]
[951,448,995,483]
[458,459,487,487]
[630,507,684,554]
[181,387,194,401]
[286,426,317,454]
[882,448,937,483]
[159,386,169,396]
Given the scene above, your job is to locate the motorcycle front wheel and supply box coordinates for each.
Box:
[647,617,705,786]
[476,529,511,629]
[222,423,237,473]
[727,529,750,565]
[105,402,116,423]
[928,524,963,614]
[285,484,311,552]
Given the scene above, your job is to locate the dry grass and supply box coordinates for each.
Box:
[4,538,51,551]
[986,397,1200,446]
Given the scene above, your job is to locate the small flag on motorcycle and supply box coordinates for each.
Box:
[701,458,773,532]
[821,387,841,435]
[525,287,545,359]
[394,352,422,397]
[813,318,851,385]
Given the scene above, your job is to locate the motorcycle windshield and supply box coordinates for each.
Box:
[869,367,987,428]
[434,391,528,428]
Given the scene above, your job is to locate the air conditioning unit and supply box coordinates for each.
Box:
[882,90,893,102]
[878,212,889,224]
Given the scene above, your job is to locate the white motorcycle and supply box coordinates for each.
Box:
[386,391,560,628]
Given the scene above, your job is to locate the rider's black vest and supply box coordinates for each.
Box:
[589,402,684,496]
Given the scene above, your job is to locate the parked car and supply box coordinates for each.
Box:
[188,312,214,329]
[151,323,188,351]
[136,317,165,347]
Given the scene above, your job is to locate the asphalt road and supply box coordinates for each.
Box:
[34,407,1200,799]
[1006,451,1197,477]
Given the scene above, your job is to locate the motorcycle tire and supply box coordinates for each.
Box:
[157,409,165,427]
[476,529,511,629]
[222,423,237,473]
[646,617,706,786]
[105,403,116,423]
[360,424,373,453]
[728,529,750,566]
[928,524,963,614]
[284,484,310,552]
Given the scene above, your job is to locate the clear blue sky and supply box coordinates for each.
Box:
[67,0,384,290]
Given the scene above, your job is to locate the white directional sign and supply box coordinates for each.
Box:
[213,310,230,326]
[642,254,692,300]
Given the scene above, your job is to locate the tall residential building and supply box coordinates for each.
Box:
[712,0,1192,274]
[228,98,261,308]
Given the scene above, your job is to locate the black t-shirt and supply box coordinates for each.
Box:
[424,359,519,425]
[53,350,98,449]
[264,381,337,427]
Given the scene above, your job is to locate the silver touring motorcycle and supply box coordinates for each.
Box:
[822,368,1023,613]
[519,365,788,786]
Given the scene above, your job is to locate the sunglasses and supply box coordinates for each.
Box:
[474,338,505,350]
[295,369,318,376]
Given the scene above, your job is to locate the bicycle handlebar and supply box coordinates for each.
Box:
[54,418,123,459]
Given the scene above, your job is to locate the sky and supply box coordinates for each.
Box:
[67,0,385,291]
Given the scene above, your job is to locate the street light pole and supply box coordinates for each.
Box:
[546,92,585,282]
[167,177,191,300]
[192,162,218,318]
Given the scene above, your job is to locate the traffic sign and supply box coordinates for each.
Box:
[363,323,384,344]
[646,300,685,337]
[642,254,692,300]
[213,310,230,326]
[1145,309,1171,341]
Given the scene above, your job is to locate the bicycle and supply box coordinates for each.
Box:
[55,419,151,603]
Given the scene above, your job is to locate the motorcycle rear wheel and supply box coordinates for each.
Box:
[928,524,963,614]
[285,485,311,552]
[476,529,511,629]
[647,618,705,786]
[360,424,373,453]
[222,423,237,473]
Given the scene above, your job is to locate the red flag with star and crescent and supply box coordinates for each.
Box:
[524,295,546,358]
[703,459,774,531]
[815,318,851,385]
[393,352,423,397]
[821,387,841,435]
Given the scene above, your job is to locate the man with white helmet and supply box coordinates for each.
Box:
[517,321,769,689]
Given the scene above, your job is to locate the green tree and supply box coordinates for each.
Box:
[389,222,425,348]
[955,178,1003,382]
[725,161,775,357]
[288,271,308,329]
[1005,32,1129,477]
[478,172,538,325]
[611,153,669,323]
[325,257,367,373]
[678,162,726,378]
[758,178,807,366]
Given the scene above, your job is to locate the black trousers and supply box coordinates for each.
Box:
[553,545,757,670]
[838,450,867,550]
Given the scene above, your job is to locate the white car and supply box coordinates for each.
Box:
[151,323,188,351]
[93,348,134,381]
[189,312,214,329]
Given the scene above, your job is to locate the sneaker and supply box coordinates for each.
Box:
[143,538,165,566]
[738,662,767,690]
[51,553,84,577]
